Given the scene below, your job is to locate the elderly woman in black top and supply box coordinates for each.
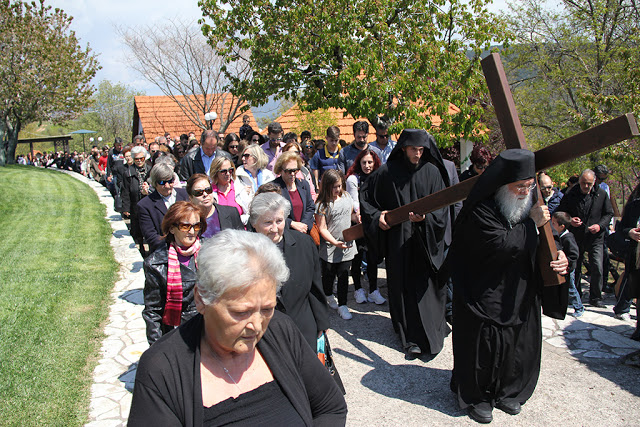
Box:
[142,201,206,345]
[250,192,329,349]
[273,151,315,234]
[129,230,346,426]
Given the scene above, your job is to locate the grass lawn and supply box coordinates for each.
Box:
[0,165,118,425]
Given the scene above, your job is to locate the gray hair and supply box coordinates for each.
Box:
[150,163,175,187]
[130,146,149,160]
[581,169,596,180]
[196,230,290,305]
[249,193,291,227]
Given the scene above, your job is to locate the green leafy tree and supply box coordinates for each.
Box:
[90,80,145,143]
[199,0,508,147]
[503,0,640,196]
[0,0,100,165]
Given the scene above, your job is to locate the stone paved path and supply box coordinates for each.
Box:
[57,169,640,426]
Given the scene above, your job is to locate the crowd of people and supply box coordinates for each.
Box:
[24,118,640,424]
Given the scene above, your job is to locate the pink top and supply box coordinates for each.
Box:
[212,181,243,215]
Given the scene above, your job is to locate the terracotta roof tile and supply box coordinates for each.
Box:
[133,95,257,139]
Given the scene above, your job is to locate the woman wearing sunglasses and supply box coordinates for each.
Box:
[187,174,244,240]
[143,201,207,345]
[273,151,315,234]
[209,156,249,222]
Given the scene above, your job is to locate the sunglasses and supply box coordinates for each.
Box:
[158,178,175,186]
[474,163,487,170]
[283,168,300,174]
[133,157,145,161]
[174,222,202,233]
[192,187,213,197]
[228,145,239,149]
[242,153,252,158]
[218,168,234,174]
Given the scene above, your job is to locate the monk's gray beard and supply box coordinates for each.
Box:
[495,184,533,226]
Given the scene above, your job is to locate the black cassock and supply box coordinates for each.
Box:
[447,148,567,410]
[360,130,450,355]
[449,197,542,408]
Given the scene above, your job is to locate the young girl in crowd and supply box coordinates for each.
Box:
[315,169,358,320]
[345,148,386,305]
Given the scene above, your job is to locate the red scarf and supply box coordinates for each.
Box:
[162,239,201,327]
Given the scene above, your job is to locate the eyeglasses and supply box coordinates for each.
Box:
[133,157,145,161]
[158,178,175,186]
[218,168,234,174]
[283,168,300,174]
[251,138,260,142]
[174,222,202,233]
[228,145,239,149]
[516,183,536,193]
[540,185,553,190]
[242,153,252,158]
[474,163,487,170]
[191,187,213,197]
[376,134,389,139]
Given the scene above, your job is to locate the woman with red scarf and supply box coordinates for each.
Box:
[143,201,206,345]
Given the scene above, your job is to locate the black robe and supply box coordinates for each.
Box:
[448,149,546,409]
[360,130,450,355]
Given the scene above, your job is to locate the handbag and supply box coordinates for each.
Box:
[317,332,346,395]
[310,223,321,246]
[607,220,633,260]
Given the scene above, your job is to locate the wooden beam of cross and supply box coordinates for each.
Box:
[345,54,638,284]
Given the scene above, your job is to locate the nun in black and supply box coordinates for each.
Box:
[447,149,568,423]
[360,129,452,356]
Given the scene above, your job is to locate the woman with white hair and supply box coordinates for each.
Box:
[235,144,275,223]
[129,230,347,426]
[250,192,329,350]
[122,145,151,248]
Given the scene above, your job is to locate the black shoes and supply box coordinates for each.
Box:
[468,403,493,424]
[496,400,521,415]
[590,299,606,308]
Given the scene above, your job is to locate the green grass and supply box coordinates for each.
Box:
[0,165,118,426]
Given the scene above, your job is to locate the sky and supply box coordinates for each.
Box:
[52,0,511,119]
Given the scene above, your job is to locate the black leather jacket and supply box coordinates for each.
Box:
[143,244,198,345]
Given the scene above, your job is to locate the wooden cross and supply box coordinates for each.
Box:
[344,53,639,285]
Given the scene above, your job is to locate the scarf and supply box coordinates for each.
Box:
[163,239,201,327]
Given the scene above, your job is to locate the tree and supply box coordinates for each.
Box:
[118,19,251,134]
[90,80,145,143]
[503,0,640,197]
[0,0,99,165]
[200,0,507,147]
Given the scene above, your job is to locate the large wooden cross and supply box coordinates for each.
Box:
[344,53,639,285]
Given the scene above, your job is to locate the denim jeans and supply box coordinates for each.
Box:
[567,271,584,312]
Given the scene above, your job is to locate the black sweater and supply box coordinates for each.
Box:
[128,311,347,426]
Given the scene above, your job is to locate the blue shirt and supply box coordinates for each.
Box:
[200,148,215,175]
[370,139,396,163]
[310,150,339,180]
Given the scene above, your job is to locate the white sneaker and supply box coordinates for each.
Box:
[615,312,631,321]
[368,289,386,305]
[354,288,367,304]
[337,305,352,320]
[326,294,339,310]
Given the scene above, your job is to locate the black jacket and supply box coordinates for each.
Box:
[556,185,613,246]
[142,244,198,345]
[121,164,151,214]
[178,148,231,181]
[278,228,329,349]
[137,188,189,253]
[128,312,347,426]
[273,176,315,232]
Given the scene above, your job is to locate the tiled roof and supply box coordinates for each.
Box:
[132,95,257,140]
[274,103,462,142]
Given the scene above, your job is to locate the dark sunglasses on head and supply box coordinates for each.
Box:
[218,168,234,174]
[192,187,213,197]
[158,178,175,186]
[283,168,300,174]
[174,222,202,233]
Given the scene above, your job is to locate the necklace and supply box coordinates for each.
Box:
[203,340,249,394]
